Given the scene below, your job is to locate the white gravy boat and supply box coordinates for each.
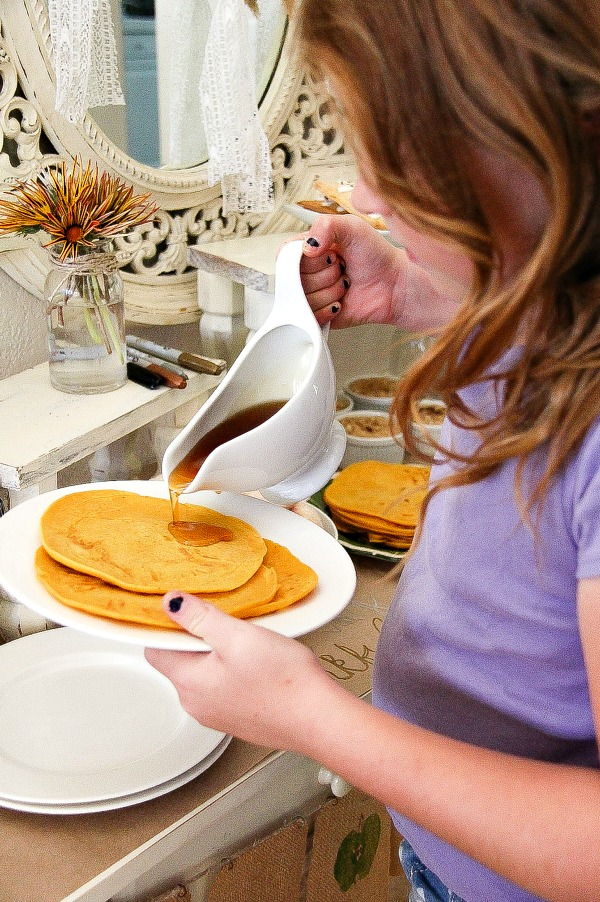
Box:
[162,240,346,505]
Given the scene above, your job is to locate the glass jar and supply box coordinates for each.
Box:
[390,331,436,375]
[44,248,127,394]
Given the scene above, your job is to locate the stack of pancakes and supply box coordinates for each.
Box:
[323,461,430,549]
[36,490,318,632]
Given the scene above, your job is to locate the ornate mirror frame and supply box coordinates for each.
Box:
[0,0,354,324]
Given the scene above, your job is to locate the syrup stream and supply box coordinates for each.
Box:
[167,400,287,545]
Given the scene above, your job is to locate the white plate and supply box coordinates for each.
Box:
[0,481,356,651]
[0,628,228,804]
[0,734,232,815]
[290,500,338,539]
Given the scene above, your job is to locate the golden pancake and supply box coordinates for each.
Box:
[323,461,429,547]
[35,538,316,629]
[246,539,318,616]
[34,547,279,630]
[328,512,414,549]
[327,506,418,533]
[40,490,266,593]
[324,461,429,522]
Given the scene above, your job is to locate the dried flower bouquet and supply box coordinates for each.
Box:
[0,158,157,376]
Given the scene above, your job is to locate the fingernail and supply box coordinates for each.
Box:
[343,278,350,290]
[331,303,340,314]
[168,595,183,613]
[339,262,346,274]
[306,237,320,247]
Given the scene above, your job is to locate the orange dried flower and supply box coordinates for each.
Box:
[0,157,157,261]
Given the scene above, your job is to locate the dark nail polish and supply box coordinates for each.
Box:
[306,237,320,247]
[343,278,350,290]
[339,262,346,274]
[331,304,340,314]
[168,596,183,613]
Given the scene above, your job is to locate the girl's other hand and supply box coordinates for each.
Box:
[144,593,332,751]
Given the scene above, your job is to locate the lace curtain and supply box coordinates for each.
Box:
[161,0,215,169]
[200,0,274,214]
[164,0,275,214]
[48,0,274,215]
[48,0,124,125]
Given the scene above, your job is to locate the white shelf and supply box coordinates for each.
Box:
[0,361,221,496]
[189,233,291,293]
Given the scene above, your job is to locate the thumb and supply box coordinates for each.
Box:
[162,591,239,647]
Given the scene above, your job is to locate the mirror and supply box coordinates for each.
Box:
[0,1,352,325]
[91,0,287,170]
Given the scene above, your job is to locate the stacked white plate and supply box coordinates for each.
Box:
[0,628,231,814]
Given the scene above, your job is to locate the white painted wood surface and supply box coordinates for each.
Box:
[0,361,221,499]
[190,233,288,294]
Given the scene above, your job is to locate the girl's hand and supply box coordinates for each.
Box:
[291,215,408,329]
[144,593,334,750]
[288,215,464,332]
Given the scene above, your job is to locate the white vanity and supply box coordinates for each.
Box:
[0,364,220,508]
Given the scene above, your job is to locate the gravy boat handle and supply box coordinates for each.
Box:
[262,240,323,338]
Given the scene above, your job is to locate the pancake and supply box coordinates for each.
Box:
[34,547,279,630]
[323,461,430,548]
[247,539,318,616]
[35,539,317,629]
[40,490,267,593]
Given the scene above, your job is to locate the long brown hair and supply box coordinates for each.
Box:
[291,0,600,516]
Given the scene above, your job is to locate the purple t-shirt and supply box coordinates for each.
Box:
[372,373,600,901]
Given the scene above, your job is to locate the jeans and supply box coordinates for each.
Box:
[400,840,466,902]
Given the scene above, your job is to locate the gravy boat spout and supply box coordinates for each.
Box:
[162,240,346,504]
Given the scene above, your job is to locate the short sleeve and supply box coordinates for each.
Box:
[570,417,600,580]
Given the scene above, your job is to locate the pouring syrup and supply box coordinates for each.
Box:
[168,399,288,545]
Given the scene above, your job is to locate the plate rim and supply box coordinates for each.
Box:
[0,733,233,814]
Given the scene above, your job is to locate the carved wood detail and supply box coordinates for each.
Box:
[0,5,354,323]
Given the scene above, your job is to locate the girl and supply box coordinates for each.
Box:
[146,1,600,898]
